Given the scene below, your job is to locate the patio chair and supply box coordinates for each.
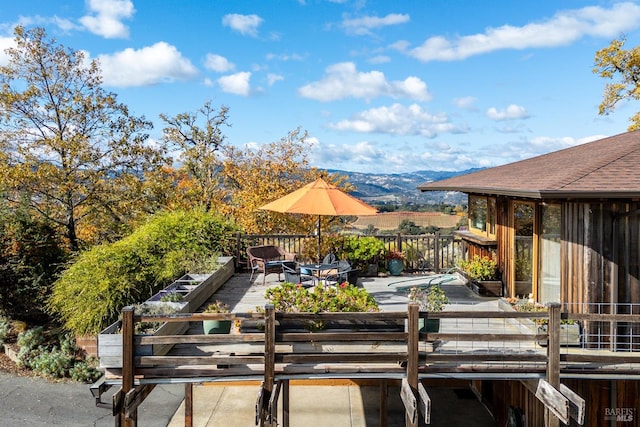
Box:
[282,264,314,287]
[323,253,338,265]
[247,245,296,285]
[325,260,358,286]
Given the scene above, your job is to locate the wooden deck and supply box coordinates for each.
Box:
[104,273,640,426]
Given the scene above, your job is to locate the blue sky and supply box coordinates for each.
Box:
[2,0,640,174]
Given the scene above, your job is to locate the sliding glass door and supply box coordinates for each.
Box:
[538,204,561,303]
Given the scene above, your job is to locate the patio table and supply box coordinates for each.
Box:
[298,263,339,285]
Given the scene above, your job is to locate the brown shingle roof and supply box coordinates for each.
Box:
[418,131,640,199]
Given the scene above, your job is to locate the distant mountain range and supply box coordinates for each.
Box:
[325,168,483,205]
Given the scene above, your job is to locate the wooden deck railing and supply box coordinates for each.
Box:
[111,304,640,426]
[235,232,465,273]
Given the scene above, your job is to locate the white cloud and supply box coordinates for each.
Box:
[217,71,252,95]
[312,140,385,169]
[329,103,459,137]
[79,0,134,39]
[222,13,263,37]
[98,42,199,87]
[267,73,284,86]
[15,15,78,33]
[486,104,530,121]
[266,52,305,61]
[399,2,640,62]
[342,13,410,36]
[204,54,235,72]
[368,55,391,64]
[0,36,14,66]
[298,62,431,102]
[453,97,477,109]
[488,134,606,163]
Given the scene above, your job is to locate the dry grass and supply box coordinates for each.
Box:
[351,211,462,231]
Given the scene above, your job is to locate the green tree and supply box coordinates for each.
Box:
[0,196,66,322]
[0,26,167,251]
[594,36,640,130]
[160,101,230,211]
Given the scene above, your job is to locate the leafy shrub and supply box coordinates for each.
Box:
[458,255,498,281]
[341,236,385,271]
[0,315,10,345]
[407,285,449,312]
[31,348,74,378]
[160,291,184,302]
[133,302,183,334]
[264,282,379,331]
[69,356,102,383]
[0,203,67,323]
[48,210,239,335]
[16,328,101,381]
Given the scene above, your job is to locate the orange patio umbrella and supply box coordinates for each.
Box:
[258,177,377,262]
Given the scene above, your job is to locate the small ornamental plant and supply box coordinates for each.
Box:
[386,250,405,260]
[511,301,577,325]
[263,282,379,331]
[407,285,449,312]
[160,290,184,302]
[203,300,230,313]
[458,255,498,281]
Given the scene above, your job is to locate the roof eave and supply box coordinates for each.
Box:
[419,186,640,200]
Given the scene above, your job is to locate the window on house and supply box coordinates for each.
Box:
[468,195,496,238]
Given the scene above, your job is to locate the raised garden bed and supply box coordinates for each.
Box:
[98,256,234,368]
[498,298,581,347]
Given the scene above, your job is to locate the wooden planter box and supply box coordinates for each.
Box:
[470,280,503,297]
[497,299,582,347]
[98,256,234,369]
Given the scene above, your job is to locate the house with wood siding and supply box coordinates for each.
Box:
[419,130,640,426]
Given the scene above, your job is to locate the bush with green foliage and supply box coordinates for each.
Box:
[16,327,101,381]
[16,326,46,369]
[48,210,239,335]
[0,315,9,345]
[0,201,67,323]
[458,255,498,281]
[69,356,102,383]
[264,282,379,330]
[341,236,385,271]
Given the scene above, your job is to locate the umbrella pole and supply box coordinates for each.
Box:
[317,215,321,264]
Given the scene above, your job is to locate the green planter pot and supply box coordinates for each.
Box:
[203,320,232,334]
[387,259,404,276]
[418,318,440,333]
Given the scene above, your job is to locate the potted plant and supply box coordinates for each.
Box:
[386,250,405,276]
[202,300,231,334]
[341,236,385,276]
[511,301,581,346]
[458,255,502,297]
[407,285,449,333]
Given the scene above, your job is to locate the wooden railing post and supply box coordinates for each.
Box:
[546,302,561,427]
[405,303,419,427]
[434,232,441,273]
[263,304,276,427]
[121,307,136,427]
[235,232,242,272]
